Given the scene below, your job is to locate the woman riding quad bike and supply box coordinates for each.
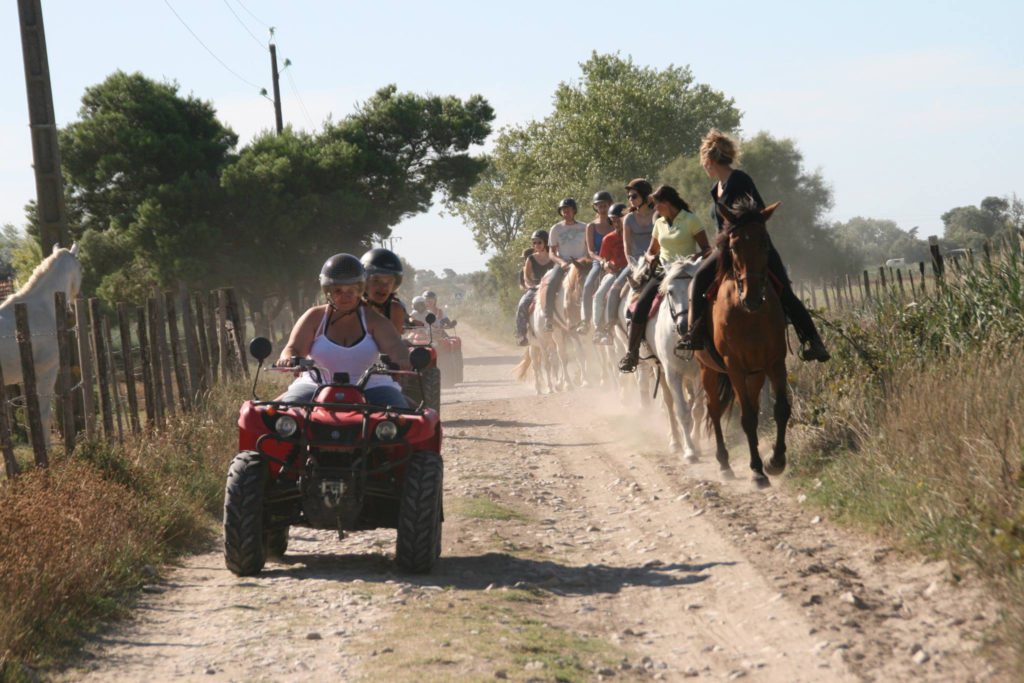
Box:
[361,247,407,333]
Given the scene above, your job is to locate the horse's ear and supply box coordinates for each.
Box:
[761,202,782,224]
[716,201,737,227]
[52,243,60,255]
[70,242,79,257]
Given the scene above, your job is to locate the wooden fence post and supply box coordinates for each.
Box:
[217,289,231,381]
[896,269,906,299]
[878,267,888,294]
[0,354,18,479]
[821,281,831,310]
[918,262,927,294]
[224,288,250,379]
[206,291,221,383]
[14,303,47,467]
[193,292,213,391]
[862,271,871,301]
[89,299,115,440]
[117,304,141,434]
[101,317,125,443]
[153,293,175,414]
[74,298,96,440]
[146,298,167,426]
[164,292,191,411]
[928,236,944,279]
[179,284,203,402]
[136,306,157,429]
[54,292,76,454]
[846,274,855,307]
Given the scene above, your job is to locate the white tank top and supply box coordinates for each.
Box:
[291,306,400,393]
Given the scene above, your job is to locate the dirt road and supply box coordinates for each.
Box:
[59,330,1003,682]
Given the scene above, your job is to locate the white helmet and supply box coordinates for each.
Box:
[411,295,427,313]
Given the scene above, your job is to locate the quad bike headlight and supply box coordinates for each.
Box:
[274,414,298,438]
[374,420,399,441]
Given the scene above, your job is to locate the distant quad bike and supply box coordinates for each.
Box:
[224,338,442,577]
[400,313,443,414]
[437,318,464,386]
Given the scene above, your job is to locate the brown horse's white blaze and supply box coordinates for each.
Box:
[696,200,791,488]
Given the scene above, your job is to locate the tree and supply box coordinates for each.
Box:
[942,196,1012,249]
[830,217,929,269]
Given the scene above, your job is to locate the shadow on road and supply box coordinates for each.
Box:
[444,418,552,429]
[261,551,734,595]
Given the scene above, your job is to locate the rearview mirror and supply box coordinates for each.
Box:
[410,347,432,371]
[425,313,436,325]
[249,337,272,362]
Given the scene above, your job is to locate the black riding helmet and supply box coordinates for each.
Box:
[609,203,627,218]
[557,197,578,214]
[422,290,437,300]
[319,253,365,292]
[592,190,613,204]
[531,229,549,244]
[360,247,404,288]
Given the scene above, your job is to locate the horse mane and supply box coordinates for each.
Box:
[9,249,67,299]
[659,257,697,295]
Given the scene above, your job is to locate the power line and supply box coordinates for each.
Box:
[233,0,271,29]
[221,0,267,49]
[162,0,264,92]
[285,68,315,129]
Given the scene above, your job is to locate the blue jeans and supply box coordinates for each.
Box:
[593,272,618,329]
[606,268,630,330]
[280,379,408,408]
[582,261,602,323]
[515,288,537,339]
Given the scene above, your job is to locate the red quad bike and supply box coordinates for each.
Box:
[437,318,464,386]
[224,337,442,577]
[400,313,442,414]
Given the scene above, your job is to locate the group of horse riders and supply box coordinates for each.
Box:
[514,128,831,368]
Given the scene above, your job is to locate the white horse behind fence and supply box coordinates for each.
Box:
[0,243,82,443]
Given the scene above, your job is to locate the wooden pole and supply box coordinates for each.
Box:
[928,236,944,279]
[101,316,125,443]
[908,269,917,300]
[224,288,250,379]
[116,303,141,434]
[205,291,221,384]
[862,270,871,301]
[193,292,212,391]
[153,293,175,414]
[146,298,166,426]
[136,306,157,429]
[74,298,96,440]
[89,298,114,440]
[918,261,927,294]
[846,274,855,307]
[896,269,906,299]
[179,284,202,401]
[53,292,75,454]
[14,303,47,466]
[0,352,19,478]
[164,292,191,411]
[217,289,231,381]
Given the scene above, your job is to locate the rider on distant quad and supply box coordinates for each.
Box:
[422,291,456,329]
[276,254,411,407]
[361,247,407,333]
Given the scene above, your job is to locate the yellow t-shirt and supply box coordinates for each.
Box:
[654,210,704,263]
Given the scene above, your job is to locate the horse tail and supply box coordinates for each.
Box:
[703,372,735,436]
[513,349,532,382]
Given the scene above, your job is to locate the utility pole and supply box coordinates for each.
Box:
[17,0,70,252]
[269,42,283,134]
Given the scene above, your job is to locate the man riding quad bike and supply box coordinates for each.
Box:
[401,296,444,413]
[416,292,464,387]
[223,254,444,576]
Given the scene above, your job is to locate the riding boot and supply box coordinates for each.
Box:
[780,287,831,362]
[676,284,709,351]
[618,319,644,372]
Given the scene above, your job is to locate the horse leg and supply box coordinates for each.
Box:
[764,360,791,476]
[661,374,683,454]
[738,373,769,488]
[529,344,544,395]
[666,372,698,464]
[701,367,733,479]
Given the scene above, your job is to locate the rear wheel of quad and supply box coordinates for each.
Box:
[396,452,443,573]
[453,347,464,384]
[265,527,289,558]
[223,451,267,576]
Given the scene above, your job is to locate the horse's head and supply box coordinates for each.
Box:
[660,256,701,337]
[716,198,780,312]
[52,242,83,300]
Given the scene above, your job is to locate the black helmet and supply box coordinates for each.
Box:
[592,190,613,204]
[557,197,578,214]
[422,290,437,300]
[361,248,404,288]
[609,203,627,218]
[319,253,365,289]
[530,229,549,244]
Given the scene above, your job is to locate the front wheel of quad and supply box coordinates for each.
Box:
[224,451,267,576]
[265,527,289,558]
[396,452,443,573]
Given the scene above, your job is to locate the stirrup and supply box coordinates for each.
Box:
[618,352,639,373]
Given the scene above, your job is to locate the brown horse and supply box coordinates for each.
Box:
[695,199,790,488]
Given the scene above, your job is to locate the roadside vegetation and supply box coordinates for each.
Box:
[789,246,1024,663]
[0,380,246,680]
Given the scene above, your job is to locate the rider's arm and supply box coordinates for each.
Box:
[645,234,661,262]
[550,243,566,267]
[278,306,323,365]
[366,309,412,370]
[695,230,711,256]
[388,300,406,334]
[622,216,635,259]
[585,223,599,260]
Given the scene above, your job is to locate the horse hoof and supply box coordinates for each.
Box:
[764,460,786,476]
[720,468,736,481]
[752,473,771,489]
[683,453,700,465]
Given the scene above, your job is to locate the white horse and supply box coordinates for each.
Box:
[651,257,705,462]
[611,259,655,406]
[0,243,83,444]
[524,264,588,392]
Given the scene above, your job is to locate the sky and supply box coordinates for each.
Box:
[1,0,1022,274]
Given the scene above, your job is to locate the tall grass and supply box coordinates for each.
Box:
[0,380,247,679]
[790,245,1024,663]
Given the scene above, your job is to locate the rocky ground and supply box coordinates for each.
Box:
[55,330,1006,682]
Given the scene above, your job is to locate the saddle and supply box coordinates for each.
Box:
[627,291,664,319]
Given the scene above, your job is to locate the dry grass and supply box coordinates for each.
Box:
[0,379,247,679]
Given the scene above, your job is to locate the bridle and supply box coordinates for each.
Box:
[726,222,769,311]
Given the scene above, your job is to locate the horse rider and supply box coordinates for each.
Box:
[544,197,589,330]
[274,253,410,407]
[593,203,628,344]
[605,179,657,340]
[619,185,710,372]
[514,229,555,346]
[422,290,456,329]
[677,128,830,362]
[361,247,407,333]
[579,191,615,332]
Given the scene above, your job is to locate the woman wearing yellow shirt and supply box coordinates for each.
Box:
[619,185,709,373]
